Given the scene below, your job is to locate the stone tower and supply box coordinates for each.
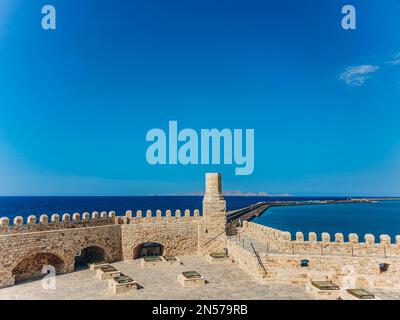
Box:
[201,173,227,253]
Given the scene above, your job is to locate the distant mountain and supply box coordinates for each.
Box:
[154,190,293,197]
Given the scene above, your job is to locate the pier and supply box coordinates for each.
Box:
[225,197,392,233]
[227,202,269,223]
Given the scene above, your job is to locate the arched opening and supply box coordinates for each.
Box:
[12,252,65,284]
[133,242,164,259]
[74,246,106,270]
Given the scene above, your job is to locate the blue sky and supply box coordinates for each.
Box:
[0,0,399,196]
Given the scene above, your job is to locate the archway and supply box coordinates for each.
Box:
[74,246,106,269]
[133,242,164,259]
[12,252,65,284]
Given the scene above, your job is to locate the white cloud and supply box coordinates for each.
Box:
[387,52,400,65]
[339,65,379,86]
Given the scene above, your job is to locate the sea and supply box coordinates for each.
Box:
[0,196,399,240]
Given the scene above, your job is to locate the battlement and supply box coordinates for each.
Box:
[123,209,201,219]
[0,208,203,235]
[121,209,202,225]
[240,221,400,257]
[0,211,117,234]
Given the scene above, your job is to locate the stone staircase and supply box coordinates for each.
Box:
[228,234,333,285]
[260,263,333,285]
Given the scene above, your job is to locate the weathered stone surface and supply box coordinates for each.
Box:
[321,232,330,243]
[365,234,375,245]
[125,210,133,218]
[308,232,317,243]
[380,234,391,245]
[82,212,90,222]
[14,216,23,226]
[1,217,10,228]
[27,216,36,225]
[39,215,48,225]
[335,233,344,243]
[349,233,359,244]
[296,232,304,242]
[201,173,227,254]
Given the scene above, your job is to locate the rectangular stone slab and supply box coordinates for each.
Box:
[210,253,228,259]
[311,281,340,290]
[88,261,109,271]
[113,274,135,284]
[143,256,163,262]
[100,265,118,272]
[346,289,375,299]
[182,271,202,279]
[163,255,177,261]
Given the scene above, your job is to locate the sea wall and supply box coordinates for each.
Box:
[230,221,400,288]
[240,221,400,257]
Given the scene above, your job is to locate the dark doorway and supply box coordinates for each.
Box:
[74,246,105,269]
[133,242,164,259]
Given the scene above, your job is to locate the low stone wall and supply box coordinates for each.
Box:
[262,253,400,288]
[226,239,264,280]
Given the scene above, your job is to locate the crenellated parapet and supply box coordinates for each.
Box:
[0,207,203,234]
[0,211,117,235]
[121,208,201,224]
[240,221,400,256]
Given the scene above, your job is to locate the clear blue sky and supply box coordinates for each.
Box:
[0,0,399,196]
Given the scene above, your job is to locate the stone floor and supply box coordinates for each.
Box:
[0,255,313,300]
[1,255,399,300]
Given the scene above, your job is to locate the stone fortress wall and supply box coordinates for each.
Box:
[0,173,225,288]
[0,172,399,292]
[231,221,400,288]
[240,221,400,256]
[0,209,205,288]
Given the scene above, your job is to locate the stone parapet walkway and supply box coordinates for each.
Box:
[0,255,312,300]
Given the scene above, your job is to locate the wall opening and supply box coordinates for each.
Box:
[12,252,64,284]
[133,242,164,259]
[74,246,106,270]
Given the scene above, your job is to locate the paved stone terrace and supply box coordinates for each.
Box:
[0,256,313,300]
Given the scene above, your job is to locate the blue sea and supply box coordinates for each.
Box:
[0,196,399,239]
